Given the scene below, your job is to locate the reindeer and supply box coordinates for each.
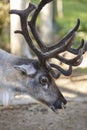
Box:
[0,0,87,111]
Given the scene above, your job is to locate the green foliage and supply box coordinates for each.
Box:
[0,1,10,50]
[73,67,87,75]
[0,2,10,33]
[56,0,87,43]
[26,0,39,5]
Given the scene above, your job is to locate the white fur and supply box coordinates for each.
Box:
[0,88,14,106]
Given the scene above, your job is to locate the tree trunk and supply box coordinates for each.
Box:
[57,0,63,18]
[40,1,55,45]
[10,0,32,58]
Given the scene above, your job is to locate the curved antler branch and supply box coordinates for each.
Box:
[68,39,84,55]
[10,3,36,18]
[29,0,80,52]
[47,19,80,51]
[56,49,83,66]
[10,3,79,63]
[9,0,87,79]
[28,0,53,51]
[10,3,44,60]
[46,61,61,79]
[46,62,72,78]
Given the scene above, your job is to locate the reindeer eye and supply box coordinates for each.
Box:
[39,76,48,86]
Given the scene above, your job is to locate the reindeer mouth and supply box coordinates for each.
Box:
[50,103,66,112]
[50,99,67,112]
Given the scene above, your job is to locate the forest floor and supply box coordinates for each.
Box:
[0,72,87,130]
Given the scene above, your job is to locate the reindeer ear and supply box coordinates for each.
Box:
[14,64,37,76]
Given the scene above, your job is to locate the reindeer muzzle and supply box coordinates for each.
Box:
[50,98,67,112]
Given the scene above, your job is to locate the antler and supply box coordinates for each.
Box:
[9,0,87,78]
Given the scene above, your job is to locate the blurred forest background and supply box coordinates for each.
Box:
[0,0,87,52]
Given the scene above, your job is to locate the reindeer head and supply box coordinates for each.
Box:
[9,0,87,111]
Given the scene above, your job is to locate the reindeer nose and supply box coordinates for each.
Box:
[53,98,67,110]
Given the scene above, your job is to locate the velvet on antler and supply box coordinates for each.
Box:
[9,0,87,79]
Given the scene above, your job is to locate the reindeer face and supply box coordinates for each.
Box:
[28,72,67,111]
[15,62,67,111]
[10,0,87,111]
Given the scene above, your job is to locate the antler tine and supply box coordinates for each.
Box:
[46,35,85,78]
[56,39,85,66]
[69,39,87,55]
[28,0,53,52]
[68,39,84,55]
[29,4,80,52]
[44,31,76,59]
[9,1,79,63]
[28,3,82,60]
[56,49,83,66]
[9,0,87,79]
[47,19,80,51]
[10,3,36,19]
[46,48,83,78]
[46,61,61,78]
[46,61,72,78]
[9,1,56,65]
[10,3,45,60]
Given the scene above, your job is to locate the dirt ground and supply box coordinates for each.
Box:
[0,101,87,130]
[0,71,87,130]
